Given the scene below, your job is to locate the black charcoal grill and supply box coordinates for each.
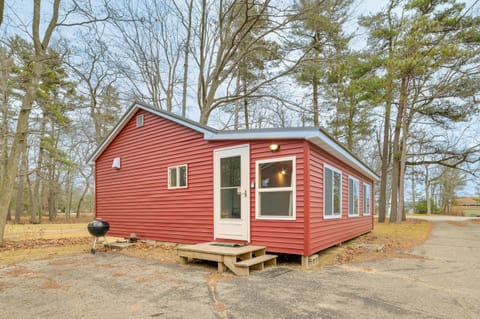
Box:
[87,219,110,254]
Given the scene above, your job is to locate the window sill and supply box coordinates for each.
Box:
[256,215,296,221]
[168,186,188,190]
[323,215,342,220]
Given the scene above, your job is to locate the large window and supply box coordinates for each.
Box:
[363,183,371,216]
[168,164,187,189]
[256,157,295,220]
[324,165,342,218]
[348,177,360,217]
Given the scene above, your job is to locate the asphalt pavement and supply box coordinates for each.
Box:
[1,218,479,318]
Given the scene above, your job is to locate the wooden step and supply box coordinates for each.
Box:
[235,254,277,268]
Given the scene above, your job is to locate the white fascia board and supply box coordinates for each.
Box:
[204,129,319,140]
[308,134,379,181]
[136,104,213,135]
[206,128,378,181]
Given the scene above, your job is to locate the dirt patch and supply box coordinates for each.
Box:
[312,219,433,267]
[0,282,15,291]
[118,242,180,264]
[5,265,41,277]
[47,258,86,267]
[469,219,480,224]
[39,278,65,290]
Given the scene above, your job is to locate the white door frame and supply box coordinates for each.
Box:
[213,144,250,241]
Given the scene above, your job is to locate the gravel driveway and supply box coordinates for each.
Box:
[1,220,479,319]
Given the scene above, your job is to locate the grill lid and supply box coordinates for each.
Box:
[87,219,110,237]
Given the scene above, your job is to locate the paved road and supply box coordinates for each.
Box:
[1,221,479,318]
[408,214,479,222]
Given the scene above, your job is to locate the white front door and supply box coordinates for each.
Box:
[214,145,250,241]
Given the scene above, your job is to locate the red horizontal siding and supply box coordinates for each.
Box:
[307,141,374,255]
[95,108,373,257]
[95,110,235,243]
[95,110,307,254]
[248,140,306,255]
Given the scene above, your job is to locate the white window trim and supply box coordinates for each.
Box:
[255,156,296,221]
[136,114,144,127]
[348,176,360,217]
[323,164,342,219]
[363,183,371,216]
[168,164,188,189]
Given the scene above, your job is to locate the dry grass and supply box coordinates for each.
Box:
[3,223,91,241]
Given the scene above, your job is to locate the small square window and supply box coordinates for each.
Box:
[136,114,144,127]
[168,164,188,189]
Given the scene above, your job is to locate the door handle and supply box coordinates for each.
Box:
[244,190,247,198]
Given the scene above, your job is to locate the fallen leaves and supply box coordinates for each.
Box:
[0,238,92,252]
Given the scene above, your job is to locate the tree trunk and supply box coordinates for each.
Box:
[0,62,39,245]
[14,152,28,223]
[425,166,431,214]
[390,76,408,223]
[312,75,319,126]
[31,118,46,224]
[378,2,396,223]
[243,78,249,129]
[76,173,90,218]
[6,205,11,221]
[397,77,409,223]
[181,0,193,118]
[411,169,416,214]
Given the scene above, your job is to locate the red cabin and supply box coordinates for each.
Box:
[89,102,378,263]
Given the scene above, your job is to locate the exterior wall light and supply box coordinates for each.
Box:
[269,143,280,152]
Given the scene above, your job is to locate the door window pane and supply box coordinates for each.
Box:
[220,156,241,219]
[221,156,240,187]
[221,188,241,219]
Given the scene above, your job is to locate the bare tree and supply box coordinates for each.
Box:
[107,0,183,111]
[193,0,303,124]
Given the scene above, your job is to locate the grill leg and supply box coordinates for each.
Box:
[103,236,111,249]
[91,237,98,254]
